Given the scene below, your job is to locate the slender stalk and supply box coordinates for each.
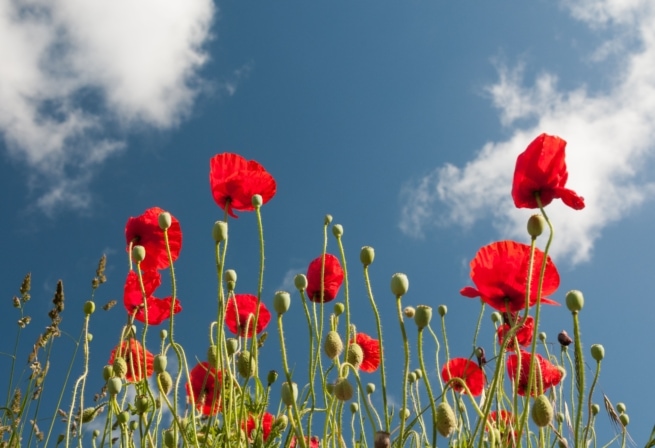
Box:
[394,296,410,446]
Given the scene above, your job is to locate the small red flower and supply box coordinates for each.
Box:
[507,350,563,396]
[123,270,182,325]
[186,362,224,415]
[210,153,277,218]
[497,316,534,351]
[306,254,344,303]
[125,207,182,271]
[108,339,154,383]
[460,240,560,313]
[441,358,485,396]
[350,333,381,373]
[291,436,320,448]
[512,133,585,210]
[245,412,274,442]
[225,294,271,337]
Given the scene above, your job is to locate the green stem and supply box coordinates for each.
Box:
[583,360,602,445]
[417,328,437,448]
[394,295,410,447]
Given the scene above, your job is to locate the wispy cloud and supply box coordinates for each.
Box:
[0,0,215,214]
[399,0,655,264]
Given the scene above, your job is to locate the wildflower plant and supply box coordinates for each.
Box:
[1,134,650,448]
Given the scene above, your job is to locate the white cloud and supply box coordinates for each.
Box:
[0,0,215,214]
[399,0,655,264]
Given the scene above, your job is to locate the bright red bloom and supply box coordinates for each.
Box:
[291,436,320,448]
[245,412,274,442]
[507,350,563,396]
[441,358,485,396]
[350,333,381,373]
[210,153,277,218]
[108,339,154,383]
[306,254,344,303]
[512,133,585,210]
[460,240,560,313]
[186,362,224,415]
[225,294,271,337]
[125,207,182,271]
[123,270,182,325]
[497,316,534,351]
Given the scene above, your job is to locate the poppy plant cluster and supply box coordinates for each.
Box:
[441,358,485,396]
[306,254,344,303]
[108,339,154,383]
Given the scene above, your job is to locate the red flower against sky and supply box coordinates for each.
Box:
[245,412,274,442]
[460,240,560,313]
[108,339,154,383]
[306,254,344,303]
[125,207,182,271]
[210,153,277,218]
[123,270,182,325]
[350,333,381,373]
[186,362,224,416]
[441,358,485,396]
[225,294,271,337]
[497,316,534,351]
[291,436,320,448]
[512,133,585,210]
[507,350,563,396]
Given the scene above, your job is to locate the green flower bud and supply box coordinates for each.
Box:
[366,383,376,394]
[226,338,239,356]
[82,407,99,423]
[616,402,626,414]
[324,331,344,359]
[224,269,237,284]
[158,212,172,230]
[92,430,100,439]
[84,301,95,315]
[539,332,547,342]
[154,354,167,374]
[591,403,600,415]
[273,291,291,315]
[565,290,584,312]
[347,343,364,370]
[212,221,228,243]
[350,402,359,413]
[527,214,546,238]
[436,402,456,437]
[414,305,432,329]
[390,273,409,297]
[490,311,501,323]
[557,437,569,448]
[129,420,138,431]
[532,395,553,427]
[274,415,288,431]
[163,429,176,448]
[400,408,411,420]
[438,305,448,317]
[113,357,128,379]
[160,329,168,340]
[360,246,375,266]
[117,411,130,425]
[87,333,93,342]
[333,302,345,316]
[590,344,605,362]
[334,377,354,401]
[324,214,333,225]
[158,372,173,395]
[251,194,263,207]
[135,395,149,414]
[294,274,308,291]
[131,245,146,263]
[332,224,343,237]
[237,350,256,378]
[267,370,278,386]
[403,306,415,318]
[407,372,417,383]
[620,413,629,427]
[414,369,423,380]
[102,365,113,381]
[281,382,298,407]
[107,377,122,396]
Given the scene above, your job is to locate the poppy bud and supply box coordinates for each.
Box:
[527,214,546,238]
[558,330,573,346]
[87,333,93,342]
[324,331,344,359]
[273,291,291,315]
[350,402,359,413]
[84,301,95,315]
[332,224,343,237]
[390,273,409,297]
[212,221,228,243]
[160,329,168,340]
[333,302,345,316]
[251,194,263,207]
[438,305,448,317]
[565,290,584,312]
[154,354,167,374]
[334,377,354,401]
[224,270,237,292]
[163,429,176,448]
[237,350,256,378]
[267,370,278,386]
[407,372,417,383]
[403,306,415,318]
[413,369,423,380]
[129,420,138,431]
[113,357,128,379]
[274,415,288,431]
[591,403,600,415]
[135,395,149,414]
[102,365,113,381]
[620,413,629,427]
[366,383,376,394]
[347,343,364,369]
[107,377,122,396]
[374,431,391,448]
[400,408,411,420]
[226,338,238,356]
[158,372,173,395]
[590,344,605,362]
[294,274,308,291]
[324,214,333,225]
[531,395,553,427]
[281,382,298,407]
[158,212,172,230]
[117,411,130,425]
[131,245,146,263]
[81,407,99,423]
[490,311,501,323]
[538,332,547,342]
[436,402,456,437]
[92,429,100,439]
[414,305,432,329]
[557,437,569,448]
[616,402,626,414]
[360,246,375,266]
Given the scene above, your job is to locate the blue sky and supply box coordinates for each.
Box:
[2,0,654,443]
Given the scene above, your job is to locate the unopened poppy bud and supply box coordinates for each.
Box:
[324,214,333,225]
[374,431,391,448]
[565,290,584,312]
[84,301,95,315]
[294,274,307,291]
[117,411,130,425]
[332,224,343,237]
[591,403,600,415]
[82,407,99,423]
[87,333,93,342]
[154,354,167,374]
[237,350,256,378]
[163,429,176,448]
[267,370,278,386]
[158,212,172,230]
[438,305,448,317]
[158,372,173,395]
[347,343,364,370]
[400,408,411,420]
[350,402,359,413]
[131,245,146,263]
[620,413,629,427]
[212,221,228,243]
[324,331,344,359]
[251,194,263,207]
[135,395,149,414]
[490,311,501,323]
[531,395,553,427]
[281,382,298,406]
[390,273,409,297]
[92,430,100,438]
[403,306,415,318]
[129,420,138,431]
[160,329,168,340]
[366,383,376,394]
[527,214,546,238]
[558,330,572,346]
[334,377,354,401]
[207,345,219,368]
[273,291,291,314]
[333,302,345,316]
[557,412,565,423]
[107,377,122,396]
[414,305,432,329]
[407,372,417,383]
[616,402,626,414]
[436,402,456,437]
[538,332,547,342]
[360,246,375,266]
[274,415,288,431]
[226,338,239,356]
[102,365,113,381]
[591,344,605,362]
[557,437,569,448]
[224,269,237,285]
[113,357,128,379]
[413,369,423,380]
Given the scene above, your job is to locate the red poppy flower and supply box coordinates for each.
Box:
[497,316,534,351]
[108,339,154,383]
[306,254,344,303]
[186,362,224,415]
[507,350,563,396]
[125,207,182,271]
[210,153,277,218]
[123,270,182,325]
[350,333,381,373]
[460,240,560,313]
[225,294,271,337]
[291,436,320,448]
[512,133,585,210]
[441,358,485,396]
[245,412,274,442]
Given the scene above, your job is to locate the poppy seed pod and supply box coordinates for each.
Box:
[273,291,291,315]
[84,301,95,315]
[332,224,343,237]
[360,246,375,266]
[436,402,456,437]
[158,371,173,395]
[154,354,168,374]
[294,274,308,291]
[334,377,354,401]
[237,350,256,378]
[390,273,409,297]
[590,344,605,362]
[107,377,122,396]
[527,214,546,238]
[212,221,228,243]
[131,245,146,263]
[566,290,584,312]
[617,402,627,414]
[532,395,553,427]
[347,343,364,370]
[158,212,172,230]
[281,382,298,407]
[324,331,344,359]
[251,194,263,207]
[414,305,432,329]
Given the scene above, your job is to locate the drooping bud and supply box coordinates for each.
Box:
[400,408,411,420]
[414,305,432,329]
[84,301,95,315]
[333,302,345,316]
[591,403,600,415]
[274,415,288,431]
[390,273,409,297]
[413,369,423,380]
[436,402,456,437]
[273,291,291,315]
[267,370,278,386]
[565,290,584,312]
[350,402,359,413]
[158,212,172,230]
[347,343,364,370]
[135,395,149,414]
[281,382,298,407]
[224,270,237,291]
[538,332,547,342]
[252,194,263,207]
[324,214,333,225]
[490,311,501,323]
[407,372,417,383]
[438,305,448,317]
[237,350,256,378]
[366,383,376,394]
[332,224,343,237]
[334,377,354,401]
[226,338,239,356]
[158,372,173,395]
[163,429,177,448]
[113,357,128,379]
[154,354,168,374]
[160,329,168,340]
[131,245,146,263]
[324,331,344,359]
[532,395,554,427]
[527,214,546,238]
[360,246,375,266]
[590,344,605,362]
[558,330,573,346]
